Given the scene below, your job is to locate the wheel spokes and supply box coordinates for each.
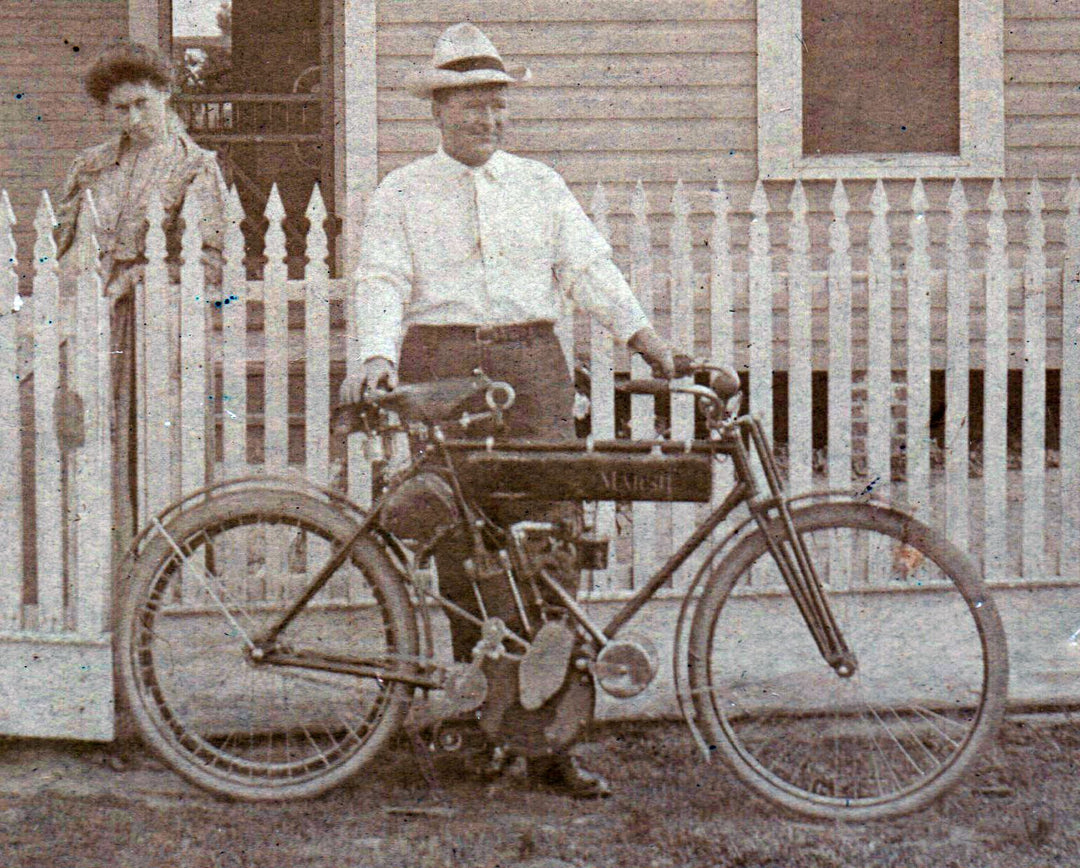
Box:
[133,510,401,786]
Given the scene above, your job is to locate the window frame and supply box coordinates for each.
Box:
[757,0,1004,179]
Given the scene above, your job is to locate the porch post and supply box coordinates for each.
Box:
[128,0,167,50]
[341,0,378,273]
[340,0,378,508]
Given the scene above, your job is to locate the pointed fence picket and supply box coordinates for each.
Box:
[946,180,971,552]
[709,181,738,565]
[906,181,932,522]
[32,193,63,632]
[305,188,332,490]
[221,187,248,481]
[669,181,698,590]
[786,181,812,499]
[0,192,22,631]
[262,186,291,600]
[827,182,853,500]
[866,181,892,497]
[179,192,209,509]
[866,181,893,583]
[984,181,1009,582]
[588,183,617,592]
[629,182,658,591]
[1063,180,1080,582]
[72,189,111,636]
[748,181,774,443]
[1023,180,1047,578]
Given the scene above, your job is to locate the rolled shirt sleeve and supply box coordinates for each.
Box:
[552,178,651,344]
[354,182,414,365]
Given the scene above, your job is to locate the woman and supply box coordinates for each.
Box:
[55,42,228,573]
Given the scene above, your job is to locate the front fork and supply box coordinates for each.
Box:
[733,417,857,677]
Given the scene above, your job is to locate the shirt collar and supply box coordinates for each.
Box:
[434,145,507,183]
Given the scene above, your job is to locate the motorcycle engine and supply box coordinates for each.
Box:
[471,521,596,758]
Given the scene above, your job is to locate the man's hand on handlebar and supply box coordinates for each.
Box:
[628,326,676,379]
[339,356,398,405]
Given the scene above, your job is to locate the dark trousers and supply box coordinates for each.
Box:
[108,292,140,743]
[111,293,139,591]
[396,322,580,661]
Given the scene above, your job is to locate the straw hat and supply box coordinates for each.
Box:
[406,23,531,98]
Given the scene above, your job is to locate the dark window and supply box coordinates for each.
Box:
[801,0,959,155]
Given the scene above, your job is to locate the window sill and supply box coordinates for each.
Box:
[758,152,1005,181]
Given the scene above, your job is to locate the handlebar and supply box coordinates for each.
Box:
[619,361,742,402]
[333,376,517,437]
[333,359,742,437]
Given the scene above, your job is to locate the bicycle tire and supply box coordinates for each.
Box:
[687,500,1008,821]
[117,488,418,801]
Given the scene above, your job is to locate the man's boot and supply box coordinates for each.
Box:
[527,753,612,799]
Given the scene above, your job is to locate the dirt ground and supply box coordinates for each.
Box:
[1,714,1078,868]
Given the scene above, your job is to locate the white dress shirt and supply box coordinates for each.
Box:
[354,148,651,364]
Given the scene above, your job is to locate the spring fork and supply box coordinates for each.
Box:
[741,419,856,675]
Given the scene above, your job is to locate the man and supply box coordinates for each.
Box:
[342,23,674,797]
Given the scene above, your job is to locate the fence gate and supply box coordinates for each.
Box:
[0,191,114,741]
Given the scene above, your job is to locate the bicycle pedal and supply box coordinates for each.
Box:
[519,621,575,711]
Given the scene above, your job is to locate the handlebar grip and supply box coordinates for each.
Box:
[617,378,672,397]
[710,365,742,401]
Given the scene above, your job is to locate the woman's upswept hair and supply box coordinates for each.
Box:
[84,42,175,105]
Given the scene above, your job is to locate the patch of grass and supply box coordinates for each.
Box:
[3,719,1080,867]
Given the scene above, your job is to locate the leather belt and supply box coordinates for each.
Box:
[409,321,555,345]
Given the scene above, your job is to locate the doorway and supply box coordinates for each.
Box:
[169,0,338,276]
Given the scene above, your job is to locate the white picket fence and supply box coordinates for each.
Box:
[0,173,1077,736]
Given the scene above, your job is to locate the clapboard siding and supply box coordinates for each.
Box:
[388,118,753,154]
[377,21,756,55]
[374,2,757,207]
[0,1,127,289]
[1004,15,1080,180]
[378,86,756,121]
[1007,83,1080,117]
[380,54,753,89]
[1007,52,1080,83]
[1006,19,1080,48]
[378,1,756,23]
